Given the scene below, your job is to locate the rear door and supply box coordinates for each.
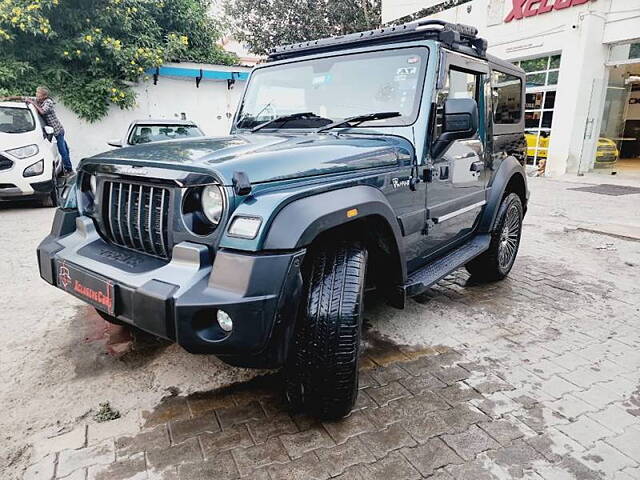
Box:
[423,52,490,255]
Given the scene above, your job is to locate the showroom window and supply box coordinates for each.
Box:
[513,54,561,166]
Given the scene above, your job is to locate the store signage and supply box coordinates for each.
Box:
[505,0,594,23]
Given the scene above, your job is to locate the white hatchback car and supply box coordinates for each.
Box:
[0,101,62,206]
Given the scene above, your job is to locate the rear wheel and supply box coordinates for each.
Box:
[466,193,523,281]
[284,241,367,420]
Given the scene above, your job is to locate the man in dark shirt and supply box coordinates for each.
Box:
[1,87,73,174]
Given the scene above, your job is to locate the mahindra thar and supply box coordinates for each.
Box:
[38,20,528,419]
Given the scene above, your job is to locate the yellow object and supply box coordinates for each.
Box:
[346,208,358,218]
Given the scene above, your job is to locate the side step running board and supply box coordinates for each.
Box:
[403,234,491,298]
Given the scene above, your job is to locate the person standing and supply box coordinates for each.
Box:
[1,87,73,174]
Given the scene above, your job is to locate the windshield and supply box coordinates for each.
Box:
[129,124,203,145]
[0,106,36,134]
[235,47,428,130]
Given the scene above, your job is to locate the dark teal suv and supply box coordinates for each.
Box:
[38,20,528,419]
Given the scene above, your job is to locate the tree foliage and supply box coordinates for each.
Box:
[223,0,381,56]
[0,0,237,121]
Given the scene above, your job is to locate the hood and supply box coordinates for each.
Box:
[0,130,42,152]
[88,133,409,185]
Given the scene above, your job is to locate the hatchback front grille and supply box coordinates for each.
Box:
[0,155,13,171]
[102,181,170,258]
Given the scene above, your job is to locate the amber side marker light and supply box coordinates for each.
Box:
[347,208,358,218]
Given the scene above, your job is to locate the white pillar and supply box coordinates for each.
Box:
[545,10,608,176]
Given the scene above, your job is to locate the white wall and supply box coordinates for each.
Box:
[382,0,640,175]
[56,63,250,165]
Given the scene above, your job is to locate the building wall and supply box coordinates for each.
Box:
[57,63,250,165]
[382,0,640,175]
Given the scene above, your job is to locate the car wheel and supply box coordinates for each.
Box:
[284,240,367,420]
[466,193,523,281]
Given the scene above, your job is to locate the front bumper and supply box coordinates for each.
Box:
[38,209,305,368]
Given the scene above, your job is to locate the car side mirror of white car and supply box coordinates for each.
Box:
[107,139,123,148]
[44,126,54,141]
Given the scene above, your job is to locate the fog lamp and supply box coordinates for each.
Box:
[217,310,233,332]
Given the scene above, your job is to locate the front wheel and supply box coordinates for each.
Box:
[284,241,367,420]
[466,193,523,281]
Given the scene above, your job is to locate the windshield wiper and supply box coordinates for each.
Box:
[251,112,325,132]
[316,112,401,133]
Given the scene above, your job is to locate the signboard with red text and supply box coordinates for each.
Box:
[505,0,596,23]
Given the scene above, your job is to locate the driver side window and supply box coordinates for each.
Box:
[435,68,479,138]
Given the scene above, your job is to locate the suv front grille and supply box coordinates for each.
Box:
[0,154,13,171]
[102,180,170,259]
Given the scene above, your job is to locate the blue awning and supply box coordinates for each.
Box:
[147,66,249,81]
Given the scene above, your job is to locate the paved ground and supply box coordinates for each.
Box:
[2,176,640,479]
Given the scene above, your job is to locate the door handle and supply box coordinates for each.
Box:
[470,161,485,172]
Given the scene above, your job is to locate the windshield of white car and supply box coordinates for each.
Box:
[129,124,203,145]
[0,106,36,134]
[234,47,428,131]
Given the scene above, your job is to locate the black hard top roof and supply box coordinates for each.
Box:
[268,19,488,62]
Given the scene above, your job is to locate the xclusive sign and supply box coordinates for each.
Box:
[505,0,595,22]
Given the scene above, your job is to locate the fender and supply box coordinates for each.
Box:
[263,185,406,276]
[478,156,528,232]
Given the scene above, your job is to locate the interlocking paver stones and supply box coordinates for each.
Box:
[433,365,471,385]
[487,440,545,478]
[199,424,253,456]
[442,424,501,460]
[478,419,525,446]
[142,396,190,428]
[216,401,265,429]
[399,372,447,394]
[247,413,298,444]
[32,427,87,461]
[232,437,289,477]
[574,384,628,410]
[587,405,640,434]
[186,391,236,417]
[279,426,334,458]
[605,427,640,462]
[267,453,330,480]
[369,364,409,386]
[537,376,581,400]
[87,452,147,480]
[363,451,421,480]
[315,437,376,476]
[23,454,55,480]
[526,428,585,462]
[169,412,220,444]
[366,381,412,407]
[176,451,239,480]
[556,416,615,448]
[145,437,202,472]
[322,411,375,444]
[439,382,483,404]
[57,440,116,478]
[368,391,449,427]
[401,437,463,476]
[545,394,597,420]
[580,441,637,477]
[401,411,450,443]
[358,423,416,459]
[115,425,170,458]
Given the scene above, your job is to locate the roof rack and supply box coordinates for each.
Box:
[268,19,488,62]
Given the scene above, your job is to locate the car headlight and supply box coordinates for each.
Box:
[23,159,44,177]
[7,144,39,159]
[201,185,224,224]
[228,216,262,239]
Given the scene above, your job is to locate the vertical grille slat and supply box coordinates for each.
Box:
[102,180,170,259]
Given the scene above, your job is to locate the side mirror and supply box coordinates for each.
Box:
[44,125,54,142]
[107,139,123,148]
[432,98,479,158]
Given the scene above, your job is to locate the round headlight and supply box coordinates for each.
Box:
[201,185,224,224]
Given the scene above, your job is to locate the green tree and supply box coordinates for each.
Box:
[223,0,381,56]
[0,0,237,121]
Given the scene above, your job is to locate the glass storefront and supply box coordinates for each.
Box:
[513,54,561,166]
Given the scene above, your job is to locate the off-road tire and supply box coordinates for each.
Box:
[285,241,367,420]
[41,187,57,208]
[466,193,523,281]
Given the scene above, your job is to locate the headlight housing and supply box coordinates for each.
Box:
[23,159,44,177]
[201,185,224,225]
[7,144,39,159]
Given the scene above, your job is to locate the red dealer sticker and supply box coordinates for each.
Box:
[505,0,592,22]
[56,260,115,315]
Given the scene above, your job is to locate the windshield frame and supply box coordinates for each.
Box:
[0,105,37,134]
[233,45,430,133]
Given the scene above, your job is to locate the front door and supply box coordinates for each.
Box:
[423,53,490,257]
